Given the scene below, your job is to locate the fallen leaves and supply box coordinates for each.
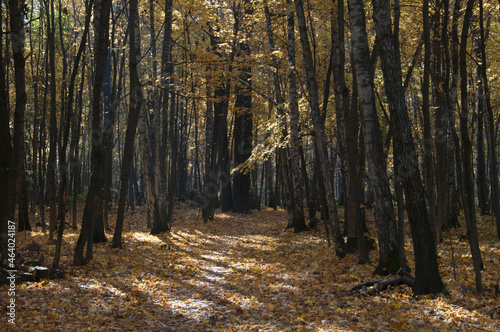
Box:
[1,205,499,331]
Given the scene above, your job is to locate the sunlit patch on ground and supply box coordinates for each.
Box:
[2,206,499,331]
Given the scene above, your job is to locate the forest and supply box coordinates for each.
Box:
[1,0,500,330]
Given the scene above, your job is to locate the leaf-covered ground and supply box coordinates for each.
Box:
[2,205,500,331]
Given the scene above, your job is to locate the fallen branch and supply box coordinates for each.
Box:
[351,268,415,295]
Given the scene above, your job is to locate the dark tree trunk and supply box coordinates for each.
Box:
[477,0,500,238]
[112,0,144,247]
[201,18,233,222]
[333,0,367,262]
[294,0,344,255]
[17,162,31,232]
[148,0,173,235]
[284,0,307,232]
[73,0,112,266]
[448,0,462,229]
[348,0,399,274]
[53,0,92,268]
[166,93,180,225]
[102,49,114,231]
[473,26,489,215]
[0,0,13,263]
[433,0,451,239]
[422,0,436,243]
[459,0,483,292]
[372,0,446,294]
[47,0,58,242]
[232,2,253,215]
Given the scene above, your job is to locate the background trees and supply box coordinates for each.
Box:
[2,0,500,295]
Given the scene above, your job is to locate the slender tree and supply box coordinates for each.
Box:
[232,0,253,214]
[74,0,112,266]
[372,0,446,294]
[53,0,93,269]
[112,0,144,247]
[284,0,308,232]
[347,0,399,274]
[0,0,13,264]
[294,0,344,255]
[458,0,483,292]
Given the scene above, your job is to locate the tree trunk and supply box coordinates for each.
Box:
[166,92,179,225]
[472,19,488,216]
[294,0,343,255]
[53,0,93,269]
[459,0,483,292]
[232,1,253,215]
[477,0,500,238]
[372,0,446,293]
[113,0,145,247]
[17,161,31,232]
[347,0,399,274]
[448,0,462,229]
[433,0,450,239]
[73,0,112,266]
[0,0,13,263]
[334,0,367,262]
[422,0,437,244]
[47,0,58,242]
[283,0,307,232]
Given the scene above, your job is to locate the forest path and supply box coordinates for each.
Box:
[3,206,500,331]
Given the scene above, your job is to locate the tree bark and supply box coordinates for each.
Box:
[0,0,13,263]
[477,0,500,238]
[47,0,58,242]
[459,0,483,292]
[348,0,399,274]
[53,0,93,269]
[285,0,307,232]
[232,0,253,214]
[73,0,112,266]
[113,0,144,247]
[372,0,446,293]
[294,0,344,255]
[472,16,488,216]
[422,0,437,244]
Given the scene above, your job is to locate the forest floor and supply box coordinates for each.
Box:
[2,204,500,331]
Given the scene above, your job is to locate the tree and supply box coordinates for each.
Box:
[284,0,308,232]
[53,0,93,269]
[347,0,399,274]
[74,0,112,266]
[421,0,437,243]
[232,0,253,214]
[372,0,446,294]
[477,0,500,239]
[113,0,144,248]
[0,0,13,264]
[333,0,367,261]
[8,0,28,237]
[458,0,483,292]
[294,0,344,255]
